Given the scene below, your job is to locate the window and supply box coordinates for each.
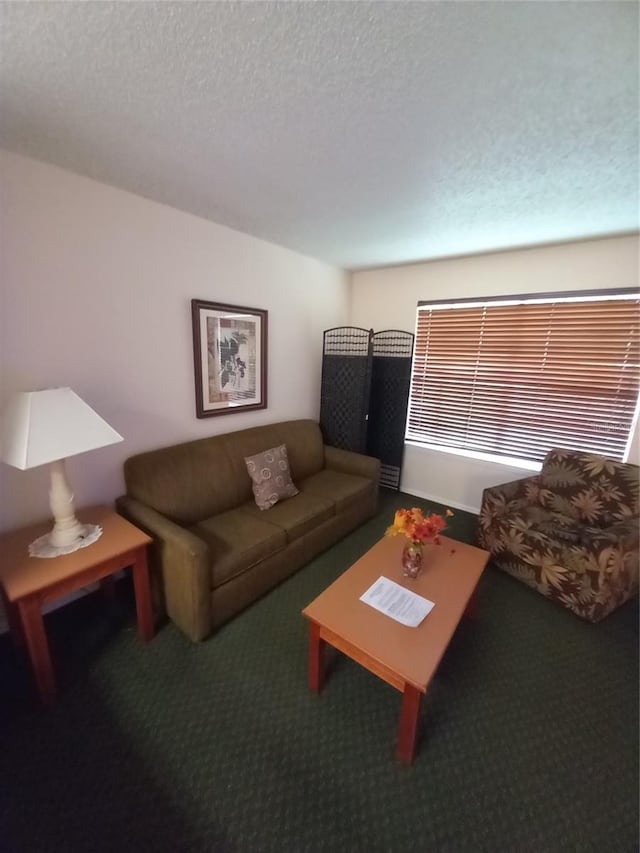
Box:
[406,290,640,465]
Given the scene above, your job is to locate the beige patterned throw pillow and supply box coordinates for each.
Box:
[244,444,299,510]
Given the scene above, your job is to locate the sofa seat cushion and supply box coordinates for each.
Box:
[238,491,334,542]
[191,510,286,588]
[300,469,373,513]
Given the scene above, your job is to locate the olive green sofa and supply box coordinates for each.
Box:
[116,419,380,641]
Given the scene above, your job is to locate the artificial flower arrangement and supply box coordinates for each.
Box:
[385,506,454,545]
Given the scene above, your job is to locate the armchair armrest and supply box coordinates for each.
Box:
[482,474,540,506]
[570,519,639,618]
[324,445,381,481]
[479,475,541,543]
[115,496,211,642]
[482,474,540,515]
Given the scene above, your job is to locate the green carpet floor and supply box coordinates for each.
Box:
[1,490,638,852]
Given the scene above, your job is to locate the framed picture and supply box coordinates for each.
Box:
[191,299,268,418]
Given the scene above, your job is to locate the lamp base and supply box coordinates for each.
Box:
[28,523,103,559]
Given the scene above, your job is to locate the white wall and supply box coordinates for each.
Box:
[351,235,640,512]
[1,154,637,530]
[0,151,350,533]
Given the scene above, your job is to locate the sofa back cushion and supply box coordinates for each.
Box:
[272,419,325,481]
[123,419,325,526]
[539,449,639,525]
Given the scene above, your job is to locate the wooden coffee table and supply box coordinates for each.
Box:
[302,534,489,763]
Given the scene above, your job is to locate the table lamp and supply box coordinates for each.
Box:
[1,387,123,557]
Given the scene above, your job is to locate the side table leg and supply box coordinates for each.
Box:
[132,546,154,641]
[1,589,25,652]
[308,622,326,693]
[18,598,56,706]
[396,683,422,764]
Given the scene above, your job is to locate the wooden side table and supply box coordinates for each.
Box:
[0,506,154,705]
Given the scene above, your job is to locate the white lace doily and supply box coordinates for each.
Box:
[29,524,103,558]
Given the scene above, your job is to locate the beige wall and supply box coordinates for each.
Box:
[1,152,636,528]
[0,151,350,533]
[351,235,640,511]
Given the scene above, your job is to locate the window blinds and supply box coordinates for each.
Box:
[407,293,640,463]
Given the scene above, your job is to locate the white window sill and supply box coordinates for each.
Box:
[404,440,542,472]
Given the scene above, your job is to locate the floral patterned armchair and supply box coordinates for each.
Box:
[478,449,639,622]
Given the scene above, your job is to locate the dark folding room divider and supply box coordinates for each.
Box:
[319,327,414,490]
[367,330,414,489]
[319,327,373,453]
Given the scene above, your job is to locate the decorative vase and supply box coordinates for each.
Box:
[401,540,424,579]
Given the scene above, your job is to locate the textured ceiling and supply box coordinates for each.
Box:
[1,1,638,270]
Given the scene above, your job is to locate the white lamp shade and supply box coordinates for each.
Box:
[1,387,123,470]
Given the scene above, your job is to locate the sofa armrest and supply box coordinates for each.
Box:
[116,496,212,642]
[324,445,381,481]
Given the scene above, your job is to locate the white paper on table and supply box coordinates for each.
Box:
[359,576,435,628]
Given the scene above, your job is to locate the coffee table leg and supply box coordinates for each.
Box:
[465,588,480,619]
[396,683,422,764]
[308,622,326,693]
[18,598,56,706]
[132,546,154,642]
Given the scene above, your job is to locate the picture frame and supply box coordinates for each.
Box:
[191,299,268,418]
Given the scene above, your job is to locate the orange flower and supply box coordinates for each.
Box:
[385,506,453,545]
[385,508,413,538]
